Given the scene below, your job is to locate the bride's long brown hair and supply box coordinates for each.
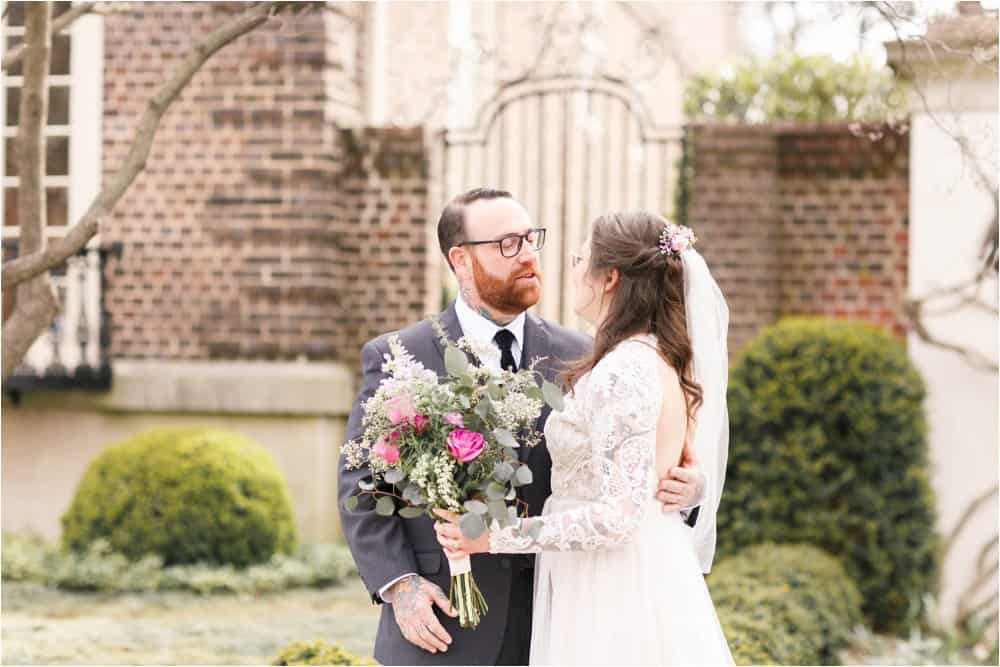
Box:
[562,211,703,425]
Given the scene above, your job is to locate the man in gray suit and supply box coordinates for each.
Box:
[338,188,705,666]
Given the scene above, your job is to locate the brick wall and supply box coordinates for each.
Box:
[101,3,432,367]
[775,126,909,337]
[686,122,910,354]
[685,125,782,351]
[335,127,433,357]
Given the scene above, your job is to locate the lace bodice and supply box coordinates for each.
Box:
[489,336,664,553]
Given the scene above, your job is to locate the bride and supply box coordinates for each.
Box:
[435,211,733,665]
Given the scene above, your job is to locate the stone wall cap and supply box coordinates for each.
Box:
[104,360,356,416]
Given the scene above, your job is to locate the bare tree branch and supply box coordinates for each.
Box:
[1,1,284,295]
[941,483,1000,566]
[901,298,999,372]
[3,2,58,379]
[957,555,999,624]
[16,3,50,258]
[878,1,999,373]
[2,2,96,71]
[617,2,689,80]
[3,280,60,379]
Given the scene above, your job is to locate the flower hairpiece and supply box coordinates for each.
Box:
[658,222,697,256]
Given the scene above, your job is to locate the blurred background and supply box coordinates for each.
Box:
[1,1,997,664]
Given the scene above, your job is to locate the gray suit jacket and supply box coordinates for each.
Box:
[338,303,591,665]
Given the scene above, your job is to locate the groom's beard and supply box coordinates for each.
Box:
[471,254,542,315]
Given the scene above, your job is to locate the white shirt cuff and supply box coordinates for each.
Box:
[378,572,417,603]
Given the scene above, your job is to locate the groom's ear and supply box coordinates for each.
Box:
[448,246,467,275]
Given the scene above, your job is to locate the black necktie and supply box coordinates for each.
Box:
[494,329,518,372]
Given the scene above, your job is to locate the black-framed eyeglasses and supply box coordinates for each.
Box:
[458,228,546,258]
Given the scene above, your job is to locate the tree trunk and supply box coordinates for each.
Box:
[3,2,59,382]
[1,1,285,381]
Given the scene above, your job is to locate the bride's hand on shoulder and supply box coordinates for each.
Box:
[433,509,490,558]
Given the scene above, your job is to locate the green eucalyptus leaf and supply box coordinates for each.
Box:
[542,381,565,411]
[459,512,486,539]
[398,506,424,519]
[375,496,396,517]
[358,480,375,491]
[343,495,359,512]
[474,395,493,420]
[402,484,425,505]
[515,465,534,486]
[493,461,515,482]
[488,499,507,521]
[383,469,405,485]
[486,482,506,501]
[493,429,519,449]
[525,384,544,401]
[464,500,488,515]
[445,345,470,377]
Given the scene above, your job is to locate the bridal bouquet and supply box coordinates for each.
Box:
[342,320,562,628]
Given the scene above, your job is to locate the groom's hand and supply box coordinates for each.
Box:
[656,443,705,512]
[384,574,457,653]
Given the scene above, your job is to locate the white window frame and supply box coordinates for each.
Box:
[2,3,105,375]
[1,5,103,240]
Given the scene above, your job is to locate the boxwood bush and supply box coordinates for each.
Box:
[719,317,938,633]
[62,427,297,567]
[273,640,375,666]
[709,543,864,665]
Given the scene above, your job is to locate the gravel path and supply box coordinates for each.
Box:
[2,579,379,665]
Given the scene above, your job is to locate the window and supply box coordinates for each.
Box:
[2,2,73,239]
[2,1,107,382]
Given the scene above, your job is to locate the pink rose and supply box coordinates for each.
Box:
[444,413,464,428]
[386,393,416,425]
[446,428,486,463]
[412,414,429,434]
[372,437,400,465]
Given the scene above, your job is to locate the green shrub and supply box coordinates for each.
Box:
[719,317,938,633]
[709,543,864,665]
[840,613,1000,666]
[683,51,906,124]
[2,532,357,595]
[273,640,375,666]
[61,428,298,567]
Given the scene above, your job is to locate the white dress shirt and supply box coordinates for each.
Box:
[378,297,527,602]
[454,293,526,372]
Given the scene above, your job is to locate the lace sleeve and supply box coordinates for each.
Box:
[489,342,662,553]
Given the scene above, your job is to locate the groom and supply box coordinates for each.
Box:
[338,188,705,666]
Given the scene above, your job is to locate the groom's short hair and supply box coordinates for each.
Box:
[438,187,513,271]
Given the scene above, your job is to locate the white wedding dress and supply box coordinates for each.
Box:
[489,336,733,665]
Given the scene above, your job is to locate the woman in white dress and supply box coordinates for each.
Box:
[436,211,733,665]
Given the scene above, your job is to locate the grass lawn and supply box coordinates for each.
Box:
[1,578,379,665]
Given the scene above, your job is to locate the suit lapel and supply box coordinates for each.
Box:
[519,312,554,463]
[430,303,466,373]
